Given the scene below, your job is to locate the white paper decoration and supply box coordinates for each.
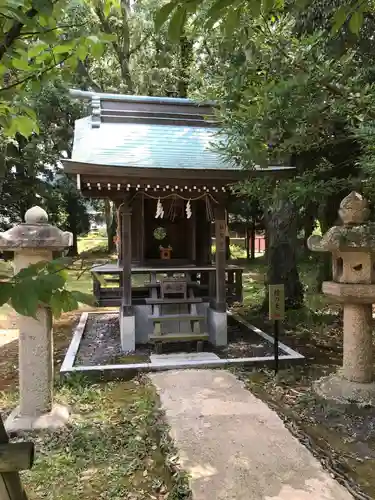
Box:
[155,198,164,218]
[186,199,192,219]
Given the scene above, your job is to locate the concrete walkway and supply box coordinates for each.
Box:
[150,370,353,500]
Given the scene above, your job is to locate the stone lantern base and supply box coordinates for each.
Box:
[6,404,70,433]
[314,371,375,406]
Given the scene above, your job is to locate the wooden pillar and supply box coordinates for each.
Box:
[113,200,123,265]
[214,205,226,312]
[195,201,211,265]
[191,205,196,263]
[139,193,145,265]
[225,209,230,261]
[121,200,132,314]
[131,197,138,264]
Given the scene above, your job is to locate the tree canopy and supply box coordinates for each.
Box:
[3,0,375,316]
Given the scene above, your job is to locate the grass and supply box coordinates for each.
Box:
[0,235,191,500]
[0,311,190,500]
[111,354,151,365]
[238,253,340,359]
[2,237,367,496]
[236,254,375,498]
[78,236,107,254]
[1,376,190,500]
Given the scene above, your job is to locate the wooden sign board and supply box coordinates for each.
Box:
[161,279,187,297]
[268,284,285,320]
[215,221,226,252]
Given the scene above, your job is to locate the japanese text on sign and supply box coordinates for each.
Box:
[216,221,226,252]
[268,284,285,320]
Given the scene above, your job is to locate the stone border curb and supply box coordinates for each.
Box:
[60,311,304,378]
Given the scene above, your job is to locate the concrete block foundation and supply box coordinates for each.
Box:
[207,307,227,346]
[134,304,152,344]
[120,309,135,352]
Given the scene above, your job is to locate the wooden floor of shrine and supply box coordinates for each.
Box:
[91,263,244,307]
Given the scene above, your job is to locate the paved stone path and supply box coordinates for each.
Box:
[150,369,353,500]
[0,329,18,347]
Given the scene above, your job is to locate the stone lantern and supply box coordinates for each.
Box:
[0,206,72,431]
[308,192,375,403]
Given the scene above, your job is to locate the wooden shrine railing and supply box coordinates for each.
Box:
[0,416,34,500]
[92,266,243,308]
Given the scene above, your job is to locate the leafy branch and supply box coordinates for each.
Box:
[20,23,87,38]
[0,256,103,319]
[0,54,71,93]
[0,6,38,60]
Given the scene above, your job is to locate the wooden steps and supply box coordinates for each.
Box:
[149,333,209,342]
[147,278,207,353]
[150,314,205,322]
[144,281,201,288]
[145,297,202,305]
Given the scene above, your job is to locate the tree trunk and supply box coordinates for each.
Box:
[177,35,193,98]
[250,221,256,260]
[264,229,268,258]
[302,209,316,251]
[245,226,250,260]
[109,214,117,255]
[263,200,304,310]
[316,194,343,291]
[66,196,79,257]
[225,236,231,261]
[68,231,78,257]
[105,199,116,254]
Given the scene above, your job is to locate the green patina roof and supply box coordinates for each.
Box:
[68,90,293,174]
[71,116,234,170]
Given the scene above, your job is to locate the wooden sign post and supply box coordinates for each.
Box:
[268,284,285,375]
[0,415,33,500]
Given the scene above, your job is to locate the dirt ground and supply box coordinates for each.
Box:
[0,312,79,392]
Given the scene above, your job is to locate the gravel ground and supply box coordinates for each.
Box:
[75,312,283,366]
[75,313,124,366]
[214,315,283,359]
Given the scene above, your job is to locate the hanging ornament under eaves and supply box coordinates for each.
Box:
[155,198,164,218]
[186,199,192,219]
[167,195,177,221]
[205,194,214,222]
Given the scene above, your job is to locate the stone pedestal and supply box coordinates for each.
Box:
[0,206,72,432]
[18,308,53,416]
[308,192,375,405]
[314,372,375,406]
[343,303,373,383]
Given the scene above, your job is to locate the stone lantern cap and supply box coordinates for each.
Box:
[308,192,375,253]
[0,206,72,251]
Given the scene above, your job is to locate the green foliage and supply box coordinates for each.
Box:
[1,257,96,318]
[168,5,187,42]
[155,1,176,32]
[155,0,374,41]
[0,0,117,137]
[0,0,210,322]
[186,3,375,214]
[0,79,89,234]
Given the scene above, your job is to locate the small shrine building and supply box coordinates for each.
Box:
[63,90,291,352]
